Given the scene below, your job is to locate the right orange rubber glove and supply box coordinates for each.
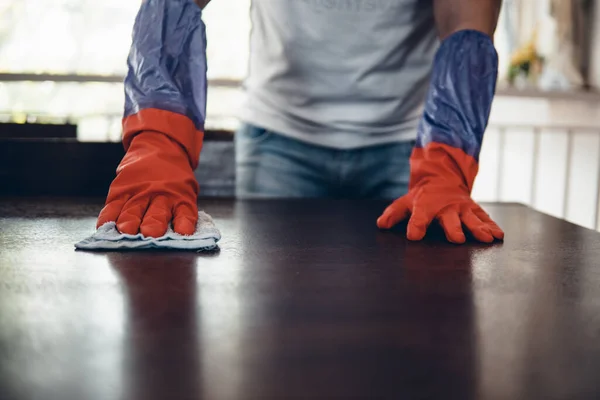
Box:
[97,109,203,237]
[97,0,207,237]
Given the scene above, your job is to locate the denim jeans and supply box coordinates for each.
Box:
[235,123,413,200]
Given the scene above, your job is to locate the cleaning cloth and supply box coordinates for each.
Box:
[75,211,220,251]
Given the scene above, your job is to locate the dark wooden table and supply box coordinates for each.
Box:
[1,198,600,400]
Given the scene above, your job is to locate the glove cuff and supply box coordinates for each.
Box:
[409,142,479,193]
[416,29,498,162]
[123,108,204,170]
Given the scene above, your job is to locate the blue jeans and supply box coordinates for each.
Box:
[235,123,413,199]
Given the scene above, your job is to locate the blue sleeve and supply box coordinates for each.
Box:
[415,30,499,162]
[124,0,207,131]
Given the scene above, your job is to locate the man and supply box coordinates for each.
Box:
[97,0,505,244]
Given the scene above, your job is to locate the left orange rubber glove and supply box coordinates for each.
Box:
[377,143,504,244]
[377,29,504,244]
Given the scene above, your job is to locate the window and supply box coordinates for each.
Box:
[0,0,251,140]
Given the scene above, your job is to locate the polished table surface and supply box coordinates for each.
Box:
[1,198,600,400]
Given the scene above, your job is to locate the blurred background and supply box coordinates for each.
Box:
[1,0,600,229]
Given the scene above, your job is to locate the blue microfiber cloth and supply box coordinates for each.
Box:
[75,211,220,251]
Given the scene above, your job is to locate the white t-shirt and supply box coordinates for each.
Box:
[239,0,439,149]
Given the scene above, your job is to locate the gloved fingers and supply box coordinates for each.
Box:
[116,196,151,235]
[377,195,411,229]
[173,201,198,236]
[438,209,466,244]
[473,207,504,240]
[97,196,129,228]
[140,195,172,238]
[406,206,434,241]
[461,209,494,243]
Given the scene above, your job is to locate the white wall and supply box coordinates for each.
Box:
[473,94,600,230]
[591,0,600,88]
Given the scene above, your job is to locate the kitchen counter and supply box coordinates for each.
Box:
[1,198,599,399]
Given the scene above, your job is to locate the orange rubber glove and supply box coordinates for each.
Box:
[377,143,504,244]
[97,109,203,237]
[376,30,504,244]
[97,0,207,238]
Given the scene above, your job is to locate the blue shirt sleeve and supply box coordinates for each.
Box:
[124,0,207,131]
[415,30,499,162]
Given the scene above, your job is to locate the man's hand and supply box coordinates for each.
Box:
[377,184,504,244]
[98,0,207,237]
[97,126,199,237]
[378,0,503,243]
[377,143,504,244]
